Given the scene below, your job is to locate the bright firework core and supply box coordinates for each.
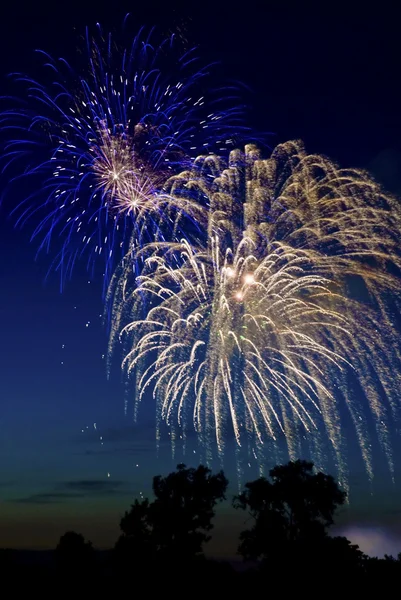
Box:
[243,273,255,285]
[92,121,161,215]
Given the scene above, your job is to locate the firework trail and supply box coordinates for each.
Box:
[1,21,255,292]
[109,141,401,483]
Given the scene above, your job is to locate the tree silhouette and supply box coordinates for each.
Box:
[234,459,346,567]
[55,531,95,575]
[114,499,153,568]
[117,463,228,566]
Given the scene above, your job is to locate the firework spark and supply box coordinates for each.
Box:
[110,141,401,482]
[1,22,254,290]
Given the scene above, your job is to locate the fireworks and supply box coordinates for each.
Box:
[110,141,401,482]
[1,23,253,290]
[4,20,401,482]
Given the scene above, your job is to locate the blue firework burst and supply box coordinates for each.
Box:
[1,20,258,292]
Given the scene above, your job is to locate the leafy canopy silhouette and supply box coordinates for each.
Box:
[117,463,228,563]
[234,459,346,563]
[55,531,95,573]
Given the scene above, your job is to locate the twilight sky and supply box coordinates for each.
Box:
[1,1,401,558]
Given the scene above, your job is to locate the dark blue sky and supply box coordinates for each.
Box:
[1,1,401,557]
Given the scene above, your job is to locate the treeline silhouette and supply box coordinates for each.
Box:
[1,460,401,588]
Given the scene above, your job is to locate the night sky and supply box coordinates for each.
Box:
[1,2,401,558]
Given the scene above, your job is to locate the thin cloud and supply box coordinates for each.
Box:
[62,479,127,494]
[76,443,159,458]
[75,423,155,444]
[10,478,134,505]
[12,492,82,504]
